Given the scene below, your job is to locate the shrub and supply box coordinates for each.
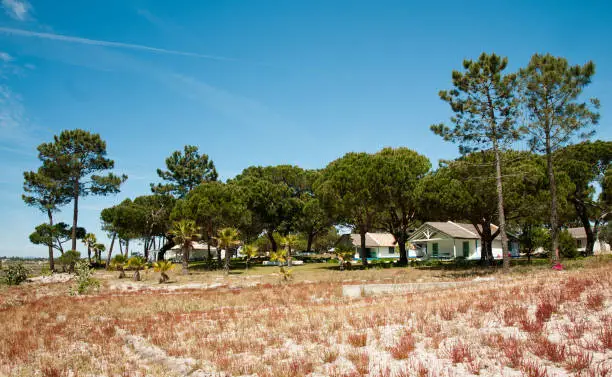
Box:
[58,250,80,273]
[71,260,100,295]
[389,332,416,359]
[4,262,29,285]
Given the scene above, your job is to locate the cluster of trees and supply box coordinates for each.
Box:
[24,53,611,273]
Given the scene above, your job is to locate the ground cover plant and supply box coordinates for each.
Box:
[1,257,611,377]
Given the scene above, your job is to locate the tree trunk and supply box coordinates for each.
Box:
[397,234,408,266]
[207,240,212,270]
[224,247,230,275]
[157,238,175,261]
[87,246,92,264]
[480,222,494,265]
[267,231,278,252]
[182,247,190,275]
[105,232,116,270]
[359,228,368,266]
[493,144,510,271]
[71,178,79,251]
[574,199,595,256]
[287,246,292,267]
[47,209,55,272]
[546,135,560,262]
[306,232,314,253]
[133,269,141,281]
[125,240,130,258]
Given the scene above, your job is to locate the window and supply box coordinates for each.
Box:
[463,241,469,257]
[577,239,582,247]
[389,247,395,254]
[432,243,439,257]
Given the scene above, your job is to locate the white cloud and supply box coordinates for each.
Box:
[0,51,12,62]
[0,26,236,61]
[2,0,31,21]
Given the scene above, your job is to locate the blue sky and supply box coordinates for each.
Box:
[0,0,610,257]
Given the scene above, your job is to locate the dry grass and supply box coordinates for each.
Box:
[0,259,611,376]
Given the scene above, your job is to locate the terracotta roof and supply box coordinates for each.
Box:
[350,233,397,247]
[567,227,586,239]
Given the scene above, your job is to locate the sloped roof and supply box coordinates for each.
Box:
[567,227,586,239]
[350,233,397,247]
[171,242,217,251]
[410,221,503,240]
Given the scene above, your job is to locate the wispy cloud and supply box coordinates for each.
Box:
[0,27,236,61]
[1,0,30,21]
[0,51,12,62]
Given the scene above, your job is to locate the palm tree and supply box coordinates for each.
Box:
[270,248,292,281]
[242,244,258,270]
[169,219,199,275]
[110,254,128,278]
[153,260,174,283]
[281,234,300,267]
[82,233,97,264]
[215,227,240,274]
[93,243,105,265]
[127,256,147,281]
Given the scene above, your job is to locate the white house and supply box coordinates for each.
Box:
[567,227,611,255]
[162,242,224,261]
[350,233,424,260]
[408,221,520,260]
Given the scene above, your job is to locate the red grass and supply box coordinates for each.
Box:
[521,360,549,377]
[389,332,416,359]
[347,350,369,376]
[503,304,527,326]
[347,333,368,347]
[565,350,593,373]
[586,293,604,311]
[449,341,474,364]
[322,348,339,363]
[530,337,566,363]
[535,301,556,323]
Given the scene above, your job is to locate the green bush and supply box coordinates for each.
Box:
[559,230,579,259]
[71,260,99,295]
[5,263,29,285]
[58,250,81,273]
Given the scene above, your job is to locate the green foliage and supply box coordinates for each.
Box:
[242,244,259,270]
[29,222,86,253]
[151,145,218,198]
[110,254,128,278]
[372,147,431,264]
[558,230,579,259]
[36,129,127,250]
[127,256,148,281]
[71,260,100,295]
[58,250,81,273]
[315,152,380,265]
[231,165,305,248]
[215,227,240,273]
[431,53,520,154]
[599,223,612,246]
[153,260,174,283]
[334,243,355,270]
[519,54,599,154]
[172,181,245,248]
[4,263,29,285]
[170,219,199,274]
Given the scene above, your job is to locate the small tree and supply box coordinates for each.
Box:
[127,256,147,281]
[215,227,240,274]
[110,254,128,278]
[153,260,174,283]
[242,244,258,270]
[58,250,81,273]
[334,244,355,271]
[270,249,292,281]
[169,219,199,275]
[281,234,300,267]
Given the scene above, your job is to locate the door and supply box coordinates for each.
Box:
[463,241,470,258]
[432,243,439,258]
